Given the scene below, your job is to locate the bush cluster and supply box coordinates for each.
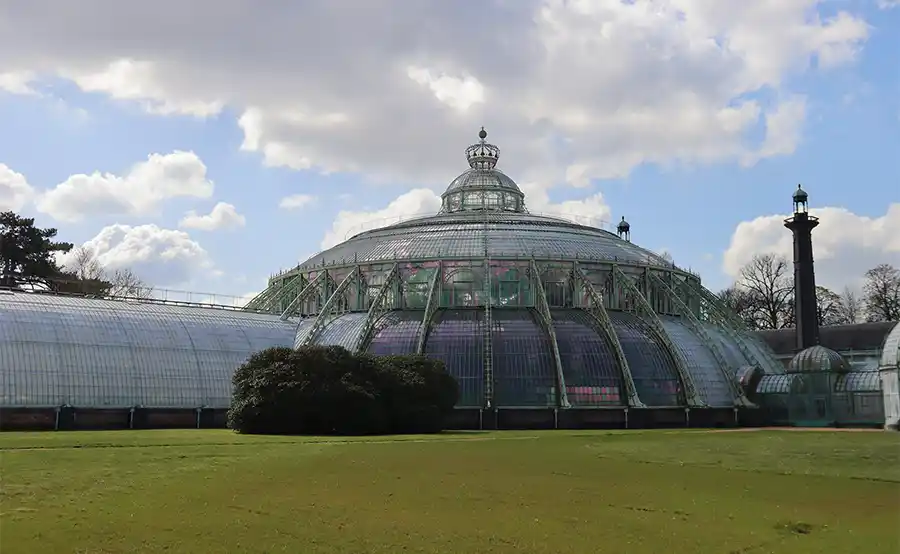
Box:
[227,345,459,435]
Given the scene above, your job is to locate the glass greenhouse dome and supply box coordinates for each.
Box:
[245,130,785,422]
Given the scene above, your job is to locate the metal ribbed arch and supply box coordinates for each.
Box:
[416,263,443,354]
[488,310,557,408]
[530,259,568,407]
[365,311,422,356]
[300,267,362,347]
[551,309,627,406]
[648,272,748,407]
[572,264,644,408]
[613,266,703,407]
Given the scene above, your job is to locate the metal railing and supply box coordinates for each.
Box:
[1,279,261,313]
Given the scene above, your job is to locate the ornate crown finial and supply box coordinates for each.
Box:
[465,127,499,170]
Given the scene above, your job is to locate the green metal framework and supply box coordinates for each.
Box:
[613,265,705,407]
[299,267,362,346]
[354,264,401,353]
[242,255,789,412]
[280,271,326,321]
[648,272,750,407]
[573,263,644,408]
[677,277,783,375]
[416,263,443,354]
[244,273,306,314]
[481,212,494,409]
[530,259,569,408]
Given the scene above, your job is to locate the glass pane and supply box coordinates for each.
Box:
[659,316,734,407]
[367,311,422,356]
[0,293,295,409]
[423,309,484,407]
[551,309,623,406]
[491,310,556,407]
[608,311,683,407]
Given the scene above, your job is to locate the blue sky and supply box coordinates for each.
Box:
[0,0,897,303]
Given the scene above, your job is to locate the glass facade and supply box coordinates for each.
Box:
[607,312,683,406]
[423,310,485,407]
[491,310,557,407]
[879,323,900,369]
[755,370,885,427]
[367,311,422,356]
[551,309,624,406]
[659,316,733,407]
[298,212,675,270]
[0,292,295,408]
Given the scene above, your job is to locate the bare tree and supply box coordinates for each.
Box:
[863,264,900,322]
[68,246,104,281]
[108,268,153,299]
[717,285,760,329]
[815,286,845,326]
[737,253,794,330]
[62,246,153,299]
[836,286,862,324]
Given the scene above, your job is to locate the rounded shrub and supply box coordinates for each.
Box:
[228,345,458,435]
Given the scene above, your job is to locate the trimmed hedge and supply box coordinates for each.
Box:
[227,345,459,435]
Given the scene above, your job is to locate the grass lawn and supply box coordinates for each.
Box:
[1,429,898,553]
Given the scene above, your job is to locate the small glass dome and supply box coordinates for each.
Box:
[787,345,850,374]
[793,184,808,203]
[439,128,527,214]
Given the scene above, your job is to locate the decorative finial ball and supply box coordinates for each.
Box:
[479,127,487,140]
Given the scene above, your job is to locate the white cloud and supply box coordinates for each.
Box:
[36,151,214,222]
[321,188,442,250]
[279,194,317,210]
[723,204,900,290]
[57,223,214,287]
[877,1,900,10]
[67,59,223,117]
[179,202,245,231]
[0,163,35,211]
[406,65,486,112]
[0,71,37,95]
[0,0,871,191]
[743,96,807,164]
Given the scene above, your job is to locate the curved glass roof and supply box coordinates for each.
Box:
[788,345,850,373]
[285,307,771,408]
[0,291,295,408]
[299,211,674,269]
[879,321,899,369]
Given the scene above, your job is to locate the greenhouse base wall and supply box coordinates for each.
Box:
[426,407,744,431]
[0,407,228,431]
[1,406,753,432]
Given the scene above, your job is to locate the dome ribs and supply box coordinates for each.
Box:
[612,265,705,408]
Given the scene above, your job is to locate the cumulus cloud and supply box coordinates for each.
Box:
[279,194,317,210]
[0,163,35,211]
[67,59,223,117]
[878,1,900,10]
[179,201,245,231]
[0,71,37,95]
[35,151,214,222]
[723,204,900,290]
[321,189,442,250]
[0,0,870,190]
[57,223,215,287]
